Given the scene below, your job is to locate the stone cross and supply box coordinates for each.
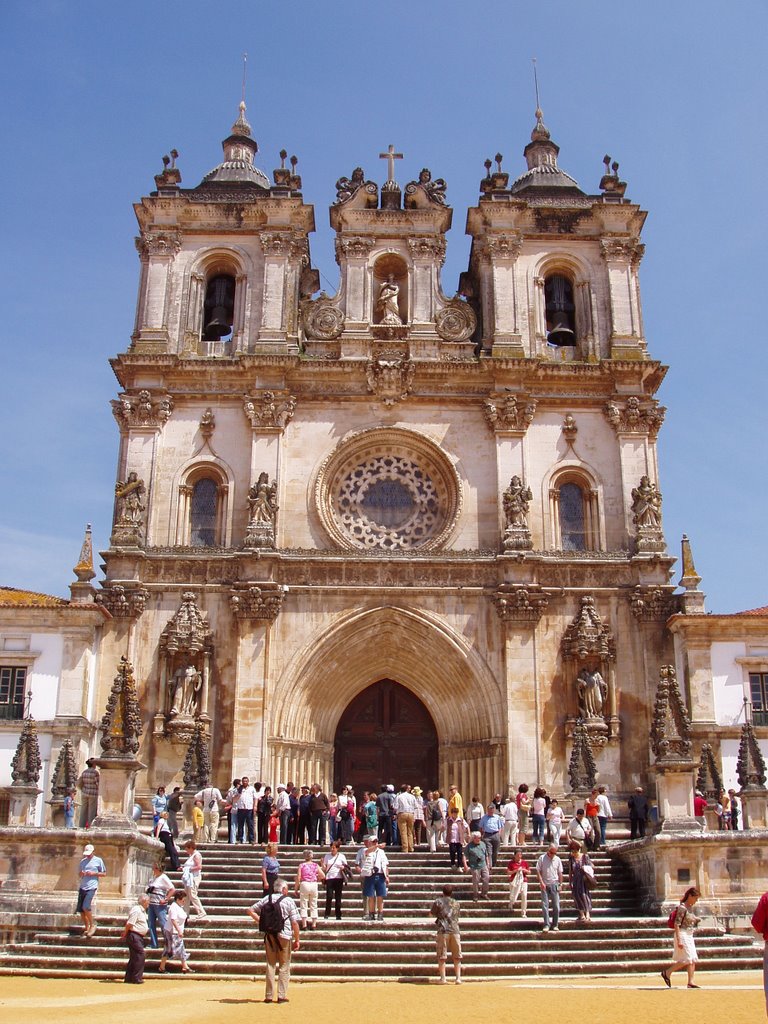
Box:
[379,144,403,183]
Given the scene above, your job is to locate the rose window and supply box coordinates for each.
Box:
[315,429,462,551]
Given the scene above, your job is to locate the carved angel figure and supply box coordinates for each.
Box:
[114,472,146,526]
[376,275,402,326]
[169,664,202,717]
[418,167,447,204]
[335,166,365,204]
[577,668,608,719]
[247,472,279,526]
[503,476,532,528]
[631,475,662,529]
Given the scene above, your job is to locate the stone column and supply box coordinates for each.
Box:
[8,784,41,826]
[91,755,146,830]
[654,762,699,832]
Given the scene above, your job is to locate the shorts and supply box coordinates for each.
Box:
[436,932,462,961]
[76,888,96,913]
[363,874,387,898]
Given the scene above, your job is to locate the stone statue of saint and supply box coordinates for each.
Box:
[577,668,608,719]
[169,664,202,717]
[376,275,402,326]
[631,475,662,529]
[247,472,278,526]
[114,472,146,526]
[503,475,533,529]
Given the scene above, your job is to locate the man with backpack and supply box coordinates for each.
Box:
[247,877,301,1003]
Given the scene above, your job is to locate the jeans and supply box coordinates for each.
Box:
[279,810,292,844]
[147,903,168,948]
[541,882,560,928]
[390,816,399,846]
[532,813,546,843]
[229,812,238,844]
[598,816,608,845]
[325,878,343,919]
[310,811,326,845]
[237,808,255,843]
[449,842,463,867]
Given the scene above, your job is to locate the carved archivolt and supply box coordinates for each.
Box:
[315,427,462,552]
[435,300,477,342]
[303,296,345,340]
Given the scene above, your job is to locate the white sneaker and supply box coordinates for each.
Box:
[551,926,559,932]
[541,926,549,933]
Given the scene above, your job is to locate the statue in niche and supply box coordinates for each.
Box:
[376,275,402,326]
[169,664,202,717]
[114,472,146,526]
[248,472,278,527]
[631,475,662,529]
[503,476,532,528]
[577,668,608,719]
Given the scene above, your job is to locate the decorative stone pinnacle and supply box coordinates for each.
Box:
[737,721,767,791]
[73,523,96,582]
[679,534,702,590]
[650,664,693,765]
[568,718,597,792]
[99,655,143,759]
[11,714,42,785]
[50,738,78,798]
[182,722,211,790]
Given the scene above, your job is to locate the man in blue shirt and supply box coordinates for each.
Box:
[479,803,504,867]
[77,842,107,937]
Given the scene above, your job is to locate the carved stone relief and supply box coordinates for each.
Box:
[112,389,173,430]
[628,585,677,621]
[243,391,296,432]
[501,476,533,552]
[157,592,214,744]
[484,394,537,434]
[302,295,345,340]
[244,472,278,550]
[112,473,146,546]
[365,356,415,406]
[230,583,286,622]
[561,596,618,746]
[95,584,150,619]
[435,300,477,342]
[604,396,665,438]
[631,475,665,553]
[491,584,549,623]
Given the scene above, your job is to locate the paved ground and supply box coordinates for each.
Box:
[0,972,764,1024]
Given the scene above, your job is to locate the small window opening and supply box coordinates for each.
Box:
[545,273,576,346]
[559,482,586,551]
[190,478,218,546]
[203,274,235,340]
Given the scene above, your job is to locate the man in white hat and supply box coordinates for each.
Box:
[76,842,107,937]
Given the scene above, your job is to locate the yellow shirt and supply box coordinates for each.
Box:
[193,806,204,827]
[448,791,464,818]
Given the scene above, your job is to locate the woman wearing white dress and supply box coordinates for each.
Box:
[159,891,193,973]
[661,887,701,989]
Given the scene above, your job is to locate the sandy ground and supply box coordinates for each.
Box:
[0,972,764,1024]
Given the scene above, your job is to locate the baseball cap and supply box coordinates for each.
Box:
[83,844,95,856]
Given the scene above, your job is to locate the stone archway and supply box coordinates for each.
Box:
[333,679,439,795]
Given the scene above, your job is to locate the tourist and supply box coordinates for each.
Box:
[628,786,649,839]
[721,789,732,829]
[466,795,484,833]
[531,787,547,844]
[506,848,529,918]
[750,887,768,1016]
[181,840,206,922]
[584,789,601,850]
[446,804,469,869]
[425,790,444,851]
[159,891,193,974]
[491,792,503,812]
[76,842,106,938]
[536,843,563,933]
[360,835,390,921]
[479,802,504,866]
[338,785,356,845]
[309,783,330,845]
[322,839,349,919]
[269,806,280,843]
[354,836,374,916]
[151,785,167,827]
[195,781,223,842]
[596,785,613,846]
[294,848,325,929]
[729,789,740,831]
[77,758,99,828]
[192,799,205,842]
[693,789,708,829]
[225,779,241,843]
[462,831,490,901]
[166,786,182,838]
[289,785,300,844]
[546,798,564,846]
[154,811,180,870]
[122,893,150,984]
[297,786,312,845]
[431,884,462,984]
[517,784,531,844]
[501,797,519,846]
[262,841,280,895]
[447,784,464,820]
[568,841,594,923]
[256,784,272,844]
[394,784,418,853]
[275,784,292,844]
[566,808,592,849]
[247,876,301,1003]
[237,775,258,844]
[661,886,701,988]
[146,861,175,949]
[436,789,449,845]
[412,786,426,846]
[63,787,76,829]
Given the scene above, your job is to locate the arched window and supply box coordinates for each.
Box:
[559,482,586,551]
[202,273,236,340]
[190,478,219,546]
[544,273,576,346]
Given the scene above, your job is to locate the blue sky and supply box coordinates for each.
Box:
[0,2,765,612]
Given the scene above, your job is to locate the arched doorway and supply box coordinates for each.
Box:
[333,679,438,796]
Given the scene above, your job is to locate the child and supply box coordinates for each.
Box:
[269,807,280,844]
[64,788,76,829]
[192,800,205,842]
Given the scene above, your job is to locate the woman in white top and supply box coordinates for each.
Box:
[159,891,192,973]
[661,887,702,989]
[337,786,356,845]
[501,799,519,846]
[546,799,564,846]
[322,839,349,920]
[146,862,175,949]
[467,798,484,832]
[181,840,206,921]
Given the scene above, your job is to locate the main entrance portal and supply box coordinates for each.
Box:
[333,679,439,796]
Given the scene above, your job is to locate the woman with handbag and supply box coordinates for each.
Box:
[568,841,594,922]
[322,839,350,920]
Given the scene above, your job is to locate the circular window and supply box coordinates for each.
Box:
[315,428,462,551]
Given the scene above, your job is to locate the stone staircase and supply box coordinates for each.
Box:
[0,844,761,980]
